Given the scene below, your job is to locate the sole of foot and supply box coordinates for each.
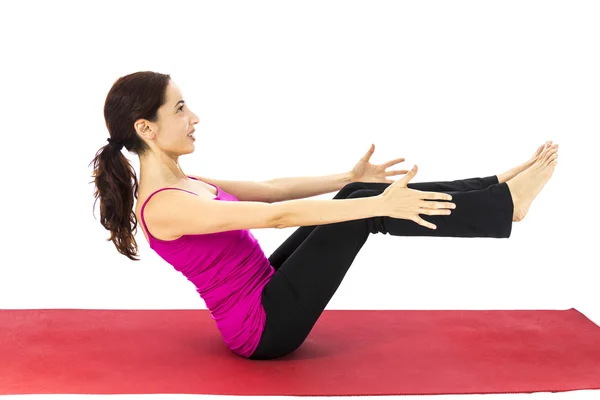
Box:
[505,143,559,222]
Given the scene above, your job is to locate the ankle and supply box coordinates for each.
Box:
[505,180,520,209]
[496,173,507,184]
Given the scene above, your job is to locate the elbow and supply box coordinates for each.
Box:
[272,208,287,229]
[273,216,287,229]
[266,181,286,204]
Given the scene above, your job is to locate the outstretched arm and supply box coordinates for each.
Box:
[265,172,353,202]
[191,172,353,203]
[189,175,281,203]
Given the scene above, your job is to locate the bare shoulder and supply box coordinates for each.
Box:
[136,189,206,242]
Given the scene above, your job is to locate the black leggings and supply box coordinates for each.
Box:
[248,175,513,360]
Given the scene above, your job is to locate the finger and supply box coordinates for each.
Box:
[421,200,456,209]
[420,208,452,216]
[399,165,418,183]
[361,144,375,160]
[421,191,453,201]
[383,158,405,168]
[387,170,410,176]
[414,216,437,230]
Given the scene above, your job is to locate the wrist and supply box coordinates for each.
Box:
[346,170,357,183]
[370,191,387,217]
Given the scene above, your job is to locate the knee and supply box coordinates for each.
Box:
[346,189,378,199]
[334,182,366,199]
[346,189,387,234]
[336,182,385,200]
[342,182,365,192]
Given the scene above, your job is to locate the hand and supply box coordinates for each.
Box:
[380,164,455,230]
[349,144,410,183]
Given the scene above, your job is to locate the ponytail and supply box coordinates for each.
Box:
[90,140,140,260]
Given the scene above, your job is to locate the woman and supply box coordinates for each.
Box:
[90,71,559,360]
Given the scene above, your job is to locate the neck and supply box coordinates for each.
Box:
[139,151,188,186]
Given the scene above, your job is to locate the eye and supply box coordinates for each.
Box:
[178,105,184,112]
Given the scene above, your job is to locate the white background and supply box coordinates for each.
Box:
[1,0,598,399]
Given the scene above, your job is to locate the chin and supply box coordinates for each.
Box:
[185,145,195,154]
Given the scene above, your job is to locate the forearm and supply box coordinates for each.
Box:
[266,171,354,202]
[275,195,382,228]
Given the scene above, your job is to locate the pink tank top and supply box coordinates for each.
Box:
[139,176,274,358]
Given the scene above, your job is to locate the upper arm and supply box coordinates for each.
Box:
[145,190,283,238]
[189,175,282,203]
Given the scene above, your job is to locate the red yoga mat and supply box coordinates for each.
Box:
[1,307,599,396]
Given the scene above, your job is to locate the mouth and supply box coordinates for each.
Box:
[187,130,195,140]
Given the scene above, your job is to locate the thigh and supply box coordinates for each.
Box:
[248,272,300,359]
[252,189,379,359]
[267,182,384,271]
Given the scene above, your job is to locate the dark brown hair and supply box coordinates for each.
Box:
[89,71,171,260]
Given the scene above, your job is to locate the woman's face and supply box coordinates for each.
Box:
[139,80,200,154]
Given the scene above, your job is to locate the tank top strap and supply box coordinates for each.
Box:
[140,187,198,241]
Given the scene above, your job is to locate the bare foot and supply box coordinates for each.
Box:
[498,141,557,184]
[505,143,559,222]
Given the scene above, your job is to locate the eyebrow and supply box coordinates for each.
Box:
[174,100,185,109]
